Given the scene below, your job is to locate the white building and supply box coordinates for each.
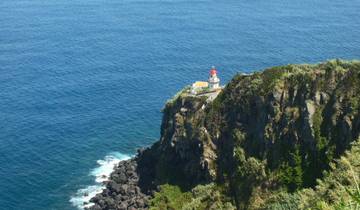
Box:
[191,81,209,94]
[190,66,221,95]
[208,66,220,90]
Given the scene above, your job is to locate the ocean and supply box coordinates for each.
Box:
[0,0,359,209]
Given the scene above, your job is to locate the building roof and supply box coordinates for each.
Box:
[192,81,208,88]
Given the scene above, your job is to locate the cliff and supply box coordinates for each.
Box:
[89,59,360,210]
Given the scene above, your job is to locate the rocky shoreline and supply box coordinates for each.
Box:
[87,157,152,210]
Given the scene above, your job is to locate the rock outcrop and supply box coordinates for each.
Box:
[89,60,360,210]
[88,159,151,210]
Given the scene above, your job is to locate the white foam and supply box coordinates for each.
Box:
[70,152,131,209]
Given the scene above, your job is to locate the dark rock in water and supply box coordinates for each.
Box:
[86,159,151,210]
[108,181,121,193]
[84,192,89,197]
[89,196,99,203]
[127,187,136,196]
[89,204,101,210]
[137,147,146,155]
[118,203,127,210]
[136,199,145,208]
[119,184,128,194]
[121,195,129,201]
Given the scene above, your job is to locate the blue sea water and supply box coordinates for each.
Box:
[0,0,359,209]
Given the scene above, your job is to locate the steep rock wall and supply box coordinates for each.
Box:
[90,60,360,210]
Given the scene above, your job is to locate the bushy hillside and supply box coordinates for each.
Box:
[147,60,360,209]
[264,137,360,209]
[90,60,360,210]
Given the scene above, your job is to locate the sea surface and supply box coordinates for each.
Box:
[0,0,359,209]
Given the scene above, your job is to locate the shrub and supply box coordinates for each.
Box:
[150,184,192,210]
[149,183,235,210]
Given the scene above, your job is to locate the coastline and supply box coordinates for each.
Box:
[87,154,152,210]
[70,152,131,210]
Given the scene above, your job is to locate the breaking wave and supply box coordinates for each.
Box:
[70,152,131,209]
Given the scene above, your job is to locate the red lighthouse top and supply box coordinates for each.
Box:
[210,66,217,76]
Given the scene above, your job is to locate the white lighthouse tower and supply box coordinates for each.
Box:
[208,66,220,90]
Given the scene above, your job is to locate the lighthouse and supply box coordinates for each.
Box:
[208,66,220,90]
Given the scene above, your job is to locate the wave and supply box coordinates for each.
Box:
[70,152,131,209]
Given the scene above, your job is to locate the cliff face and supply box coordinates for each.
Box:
[147,59,360,183]
[90,60,360,210]
[213,61,360,174]
[204,60,360,208]
[137,94,216,189]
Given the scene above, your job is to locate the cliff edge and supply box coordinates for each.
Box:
[89,59,360,210]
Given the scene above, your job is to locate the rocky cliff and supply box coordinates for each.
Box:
[89,59,360,210]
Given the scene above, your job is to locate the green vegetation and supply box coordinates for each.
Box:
[264,138,360,210]
[277,146,303,192]
[150,183,235,210]
[150,184,192,210]
[259,66,288,94]
[232,147,266,209]
[165,85,191,105]
[149,60,360,210]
